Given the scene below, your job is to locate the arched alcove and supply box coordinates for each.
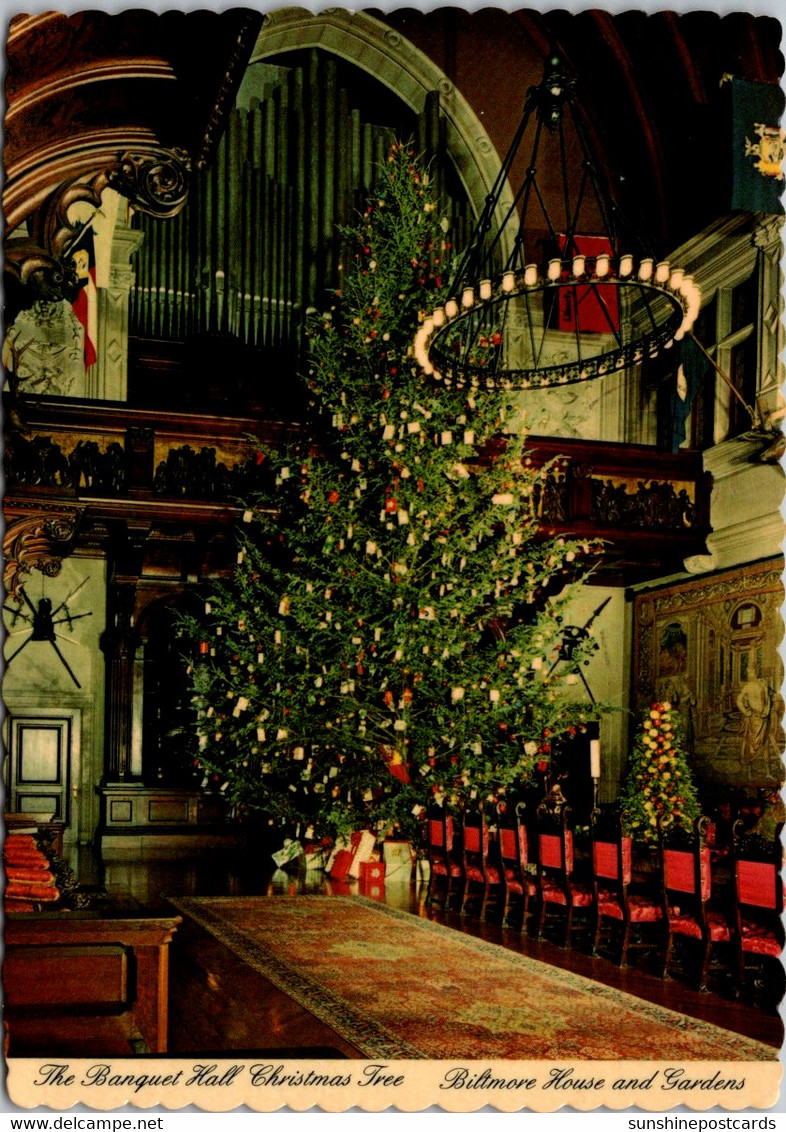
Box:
[135,592,202,787]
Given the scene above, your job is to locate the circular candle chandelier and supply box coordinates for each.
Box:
[414,54,700,391]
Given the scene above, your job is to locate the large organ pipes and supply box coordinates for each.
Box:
[129,52,473,364]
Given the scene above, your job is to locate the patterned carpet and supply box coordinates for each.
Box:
[169,895,775,1061]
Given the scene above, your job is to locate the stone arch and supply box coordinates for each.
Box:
[250,7,515,259]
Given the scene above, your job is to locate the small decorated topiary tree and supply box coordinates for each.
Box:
[620,701,702,843]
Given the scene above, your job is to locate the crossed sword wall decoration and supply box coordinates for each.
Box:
[4,578,93,688]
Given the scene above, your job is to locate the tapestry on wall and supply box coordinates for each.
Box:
[633,558,784,790]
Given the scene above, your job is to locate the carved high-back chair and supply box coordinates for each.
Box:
[659,814,732,991]
[590,809,662,966]
[731,819,784,1005]
[425,801,464,910]
[535,795,593,947]
[460,801,502,920]
[497,801,537,930]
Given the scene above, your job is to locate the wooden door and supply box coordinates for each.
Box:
[5,713,77,824]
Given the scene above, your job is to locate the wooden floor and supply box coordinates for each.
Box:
[72,846,783,1054]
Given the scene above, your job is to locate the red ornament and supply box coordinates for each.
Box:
[328,490,340,504]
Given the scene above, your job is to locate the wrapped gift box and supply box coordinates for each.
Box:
[359,860,386,883]
[303,844,328,871]
[329,848,355,880]
[271,839,304,869]
[383,840,413,879]
[347,830,377,877]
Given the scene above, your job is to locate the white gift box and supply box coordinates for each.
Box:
[382,840,414,879]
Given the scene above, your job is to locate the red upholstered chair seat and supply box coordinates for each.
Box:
[667,905,730,941]
[485,864,501,885]
[596,890,624,919]
[542,881,592,906]
[432,860,463,878]
[4,900,37,913]
[627,894,663,922]
[504,868,537,896]
[596,889,661,922]
[740,920,782,957]
[465,864,485,883]
[706,912,732,942]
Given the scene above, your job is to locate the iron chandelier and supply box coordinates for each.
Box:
[414,54,700,391]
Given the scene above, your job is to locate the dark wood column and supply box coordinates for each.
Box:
[100,583,141,781]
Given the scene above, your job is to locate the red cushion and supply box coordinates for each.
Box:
[4,834,39,853]
[593,838,632,884]
[541,881,567,904]
[464,827,482,853]
[428,820,444,849]
[707,911,731,942]
[628,895,662,922]
[668,912,703,938]
[500,826,527,863]
[740,920,782,957]
[664,847,711,900]
[506,876,537,896]
[485,866,501,885]
[597,891,624,919]
[736,860,779,910]
[6,866,55,884]
[465,865,484,882]
[570,884,593,906]
[4,848,49,866]
[5,879,59,902]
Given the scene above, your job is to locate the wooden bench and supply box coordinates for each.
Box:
[4,912,181,1056]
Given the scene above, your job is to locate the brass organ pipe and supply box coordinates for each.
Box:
[291,66,306,336]
[322,57,337,290]
[306,50,320,313]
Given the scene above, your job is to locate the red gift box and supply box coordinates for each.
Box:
[329,849,355,880]
[359,861,386,882]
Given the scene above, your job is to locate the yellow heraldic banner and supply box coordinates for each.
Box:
[6,1059,782,1112]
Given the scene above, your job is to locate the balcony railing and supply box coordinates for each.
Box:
[4,397,712,585]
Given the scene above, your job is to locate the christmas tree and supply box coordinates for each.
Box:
[181,142,601,846]
[619,701,702,843]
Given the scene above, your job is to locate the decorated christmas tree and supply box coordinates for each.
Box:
[181,142,601,846]
[619,701,702,843]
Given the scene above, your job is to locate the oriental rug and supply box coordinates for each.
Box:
[169,895,775,1062]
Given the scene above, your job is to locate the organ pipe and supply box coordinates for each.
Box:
[129,51,473,365]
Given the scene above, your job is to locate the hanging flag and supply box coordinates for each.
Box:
[727,77,785,214]
[668,337,713,453]
[69,225,98,369]
[557,234,620,335]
